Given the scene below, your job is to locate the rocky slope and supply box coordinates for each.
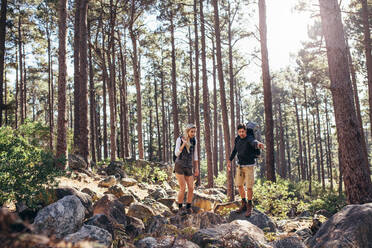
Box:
[1,158,371,248]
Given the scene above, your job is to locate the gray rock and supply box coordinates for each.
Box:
[33,195,85,238]
[149,187,168,200]
[64,224,112,247]
[271,236,306,248]
[228,208,277,232]
[192,220,268,248]
[98,176,116,188]
[126,216,145,237]
[158,198,175,209]
[93,194,127,226]
[81,187,99,201]
[121,177,138,187]
[127,203,156,222]
[55,187,93,218]
[156,236,200,248]
[85,214,114,237]
[68,154,88,170]
[135,237,158,248]
[105,161,128,178]
[108,184,128,198]
[307,203,372,248]
[118,194,136,206]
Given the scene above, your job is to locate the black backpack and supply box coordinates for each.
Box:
[173,136,196,162]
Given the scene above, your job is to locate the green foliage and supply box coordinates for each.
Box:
[124,163,168,184]
[214,170,227,188]
[253,178,301,218]
[0,123,64,208]
[308,192,346,215]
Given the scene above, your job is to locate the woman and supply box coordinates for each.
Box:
[174,124,199,214]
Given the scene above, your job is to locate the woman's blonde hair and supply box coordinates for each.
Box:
[183,124,196,153]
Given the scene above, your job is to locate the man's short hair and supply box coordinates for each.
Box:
[237,123,246,130]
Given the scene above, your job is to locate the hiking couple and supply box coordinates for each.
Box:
[174,122,264,217]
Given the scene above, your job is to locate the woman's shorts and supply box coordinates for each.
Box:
[174,162,193,177]
[235,166,254,188]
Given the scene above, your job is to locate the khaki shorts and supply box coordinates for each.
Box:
[235,166,255,188]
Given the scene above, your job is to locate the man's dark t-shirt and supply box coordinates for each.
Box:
[229,133,260,165]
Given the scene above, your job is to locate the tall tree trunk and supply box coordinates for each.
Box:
[304,81,311,193]
[212,38,218,177]
[56,0,68,169]
[200,0,213,188]
[279,101,286,178]
[194,0,201,185]
[301,106,308,181]
[360,0,372,140]
[319,0,372,203]
[73,0,80,150]
[325,98,333,191]
[293,96,306,180]
[154,67,161,161]
[188,26,195,123]
[88,22,96,162]
[23,44,26,120]
[95,95,101,161]
[212,0,233,200]
[161,56,166,162]
[0,0,7,126]
[47,31,53,150]
[284,113,291,180]
[107,0,117,161]
[101,23,108,159]
[170,12,180,140]
[18,15,24,124]
[15,47,18,128]
[219,123,224,172]
[315,97,325,190]
[313,112,321,184]
[347,40,369,166]
[259,0,275,182]
[228,2,235,150]
[129,7,144,159]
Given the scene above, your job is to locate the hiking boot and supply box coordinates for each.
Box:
[245,202,253,217]
[237,200,247,213]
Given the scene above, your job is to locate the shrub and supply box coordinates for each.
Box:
[0,123,64,208]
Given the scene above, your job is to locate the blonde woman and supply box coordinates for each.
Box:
[174,124,199,214]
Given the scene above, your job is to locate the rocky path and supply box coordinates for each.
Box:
[1,159,372,248]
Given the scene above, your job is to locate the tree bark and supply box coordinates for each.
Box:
[18,15,24,124]
[56,0,68,169]
[258,0,275,182]
[212,0,233,200]
[212,38,218,177]
[170,11,180,140]
[188,26,195,123]
[325,98,333,191]
[88,22,96,162]
[0,0,7,126]
[200,0,213,188]
[318,0,372,203]
[228,2,235,150]
[194,0,201,185]
[294,96,305,180]
[360,0,372,140]
[278,101,286,178]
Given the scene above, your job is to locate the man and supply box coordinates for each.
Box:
[227,123,264,217]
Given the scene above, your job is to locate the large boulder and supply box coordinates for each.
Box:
[127,203,156,223]
[98,176,116,188]
[228,208,277,232]
[93,194,127,226]
[118,194,136,206]
[85,214,114,237]
[121,177,138,187]
[145,215,179,238]
[105,161,128,178]
[64,224,112,247]
[126,216,145,238]
[170,211,224,229]
[191,219,268,248]
[54,187,93,218]
[33,195,85,238]
[149,187,168,200]
[108,184,128,198]
[271,236,306,248]
[68,154,88,170]
[307,203,372,248]
[135,236,200,248]
[81,187,99,202]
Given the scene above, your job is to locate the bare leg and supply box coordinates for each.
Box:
[185,175,195,203]
[176,173,186,205]
[238,185,246,199]
[247,188,253,201]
